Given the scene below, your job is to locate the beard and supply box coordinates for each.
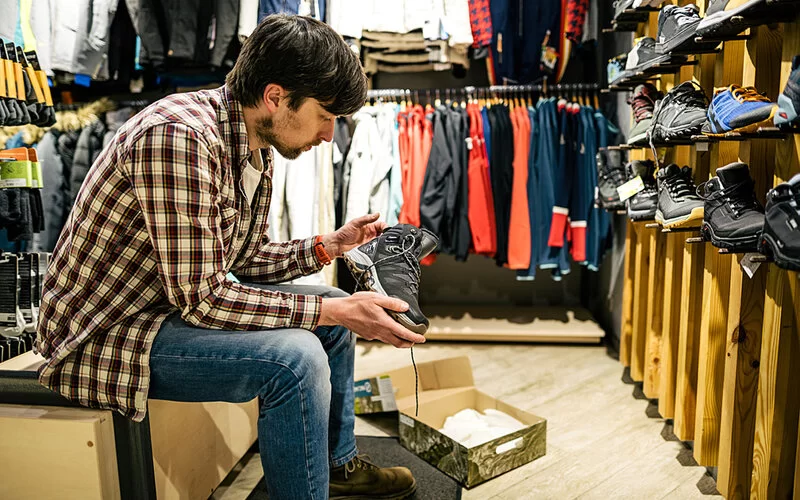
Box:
[255,115,309,160]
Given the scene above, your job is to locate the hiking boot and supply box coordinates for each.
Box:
[626,160,658,221]
[648,81,709,143]
[655,164,705,228]
[330,455,417,500]
[597,148,628,211]
[627,83,662,145]
[775,55,800,129]
[624,37,673,76]
[343,224,438,334]
[702,85,777,136]
[655,4,702,54]
[700,162,765,251]
[759,174,800,271]
[697,0,767,36]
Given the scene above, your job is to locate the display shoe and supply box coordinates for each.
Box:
[648,81,709,143]
[656,4,702,54]
[596,148,628,211]
[700,162,765,251]
[697,0,766,35]
[702,85,777,136]
[655,164,705,228]
[775,55,800,129]
[620,37,674,82]
[758,174,800,271]
[626,160,659,221]
[607,55,627,85]
[627,83,662,146]
[330,455,417,500]
[343,224,438,334]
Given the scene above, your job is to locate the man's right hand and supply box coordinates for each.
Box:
[319,292,426,348]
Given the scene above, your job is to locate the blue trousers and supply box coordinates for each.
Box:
[148,283,358,500]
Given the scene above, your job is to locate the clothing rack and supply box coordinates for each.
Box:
[366,83,601,99]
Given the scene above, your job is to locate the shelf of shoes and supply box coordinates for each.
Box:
[693,4,797,45]
[691,126,790,142]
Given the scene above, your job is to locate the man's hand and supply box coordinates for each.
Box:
[319,292,426,348]
[321,213,388,258]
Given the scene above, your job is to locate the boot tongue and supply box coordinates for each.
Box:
[418,229,439,260]
[716,162,751,187]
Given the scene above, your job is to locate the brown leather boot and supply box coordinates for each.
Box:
[329,455,417,499]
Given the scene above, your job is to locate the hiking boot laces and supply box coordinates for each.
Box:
[672,82,709,110]
[731,86,771,104]
[671,6,700,26]
[362,233,421,296]
[697,179,762,218]
[667,168,697,200]
[627,91,657,123]
[343,455,379,480]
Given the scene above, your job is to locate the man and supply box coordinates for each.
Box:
[36,14,424,500]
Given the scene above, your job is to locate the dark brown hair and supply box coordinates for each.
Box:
[226,14,367,115]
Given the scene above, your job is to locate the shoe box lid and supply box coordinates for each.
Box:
[354,356,547,488]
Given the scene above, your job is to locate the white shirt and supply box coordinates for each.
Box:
[242,152,263,207]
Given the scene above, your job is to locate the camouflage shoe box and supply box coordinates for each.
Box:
[359,356,547,488]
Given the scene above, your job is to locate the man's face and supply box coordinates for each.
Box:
[255,97,336,159]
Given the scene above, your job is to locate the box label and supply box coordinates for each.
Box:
[399,414,415,427]
[353,375,397,414]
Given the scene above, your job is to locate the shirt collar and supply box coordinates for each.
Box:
[220,85,252,167]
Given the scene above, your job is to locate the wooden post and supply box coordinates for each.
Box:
[658,232,684,419]
[693,36,746,466]
[673,43,714,440]
[643,228,666,398]
[751,16,800,499]
[715,23,782,498]
[621,219,637,368]
[630,221,652,382]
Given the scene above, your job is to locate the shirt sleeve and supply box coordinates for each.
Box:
[232,236,325,283]
[123,123,321,331]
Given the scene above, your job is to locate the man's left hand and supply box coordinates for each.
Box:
[321,213,388,258]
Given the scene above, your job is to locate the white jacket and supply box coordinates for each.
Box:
[343,108,393,224]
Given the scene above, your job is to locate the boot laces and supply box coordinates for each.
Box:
[343,455,378,480]
[364,233,420,295]
[731,86,771,104]
[671,82,708,110]
[627,91,656,123]
[697,179,761,217]
[667,168,697,199]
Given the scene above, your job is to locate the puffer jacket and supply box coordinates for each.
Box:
[70,120,107,206]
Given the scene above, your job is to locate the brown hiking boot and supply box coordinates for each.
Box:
[329,455,417,499]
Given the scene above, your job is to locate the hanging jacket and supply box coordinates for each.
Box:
[238,0,259,39]
[420,108,453,240]
[211,0,240,68]
[70,120,107,206]
[35,131,65,252]
[508,105,532,270]
[342,109,390,223]
[467,102,495,257]
[452,105,471,261]
[73,0,119,78]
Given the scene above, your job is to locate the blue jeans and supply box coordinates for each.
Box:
[148,283,358,500]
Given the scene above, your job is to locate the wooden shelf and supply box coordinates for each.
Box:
[423,306,605,343]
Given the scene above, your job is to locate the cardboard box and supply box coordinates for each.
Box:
[358,356,546,488]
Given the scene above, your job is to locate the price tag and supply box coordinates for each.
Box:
[617,176,645,202]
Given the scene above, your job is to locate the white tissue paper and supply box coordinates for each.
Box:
[438,408,526,448]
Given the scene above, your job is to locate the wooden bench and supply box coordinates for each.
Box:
[0,351,258,500]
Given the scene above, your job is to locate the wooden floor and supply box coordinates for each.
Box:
[211,341,722,500]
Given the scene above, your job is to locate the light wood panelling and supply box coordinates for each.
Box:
[644,229,667,398]
[658,233,684,419]
[621,219,637,367]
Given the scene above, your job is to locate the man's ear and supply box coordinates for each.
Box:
[262,84,285,112]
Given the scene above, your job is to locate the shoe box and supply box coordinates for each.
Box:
[354,356,547,487]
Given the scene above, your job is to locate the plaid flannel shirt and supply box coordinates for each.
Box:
[35,86,325,421]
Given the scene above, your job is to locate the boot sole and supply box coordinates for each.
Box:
[331,480,418,500]
[759,232,800,271]
[703,112,777,137]
[343,248,429,335]
[702,223,760,252]
[696,0,766,34]
[656,206,705,228]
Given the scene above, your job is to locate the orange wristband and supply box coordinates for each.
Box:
[314,235,332,265]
